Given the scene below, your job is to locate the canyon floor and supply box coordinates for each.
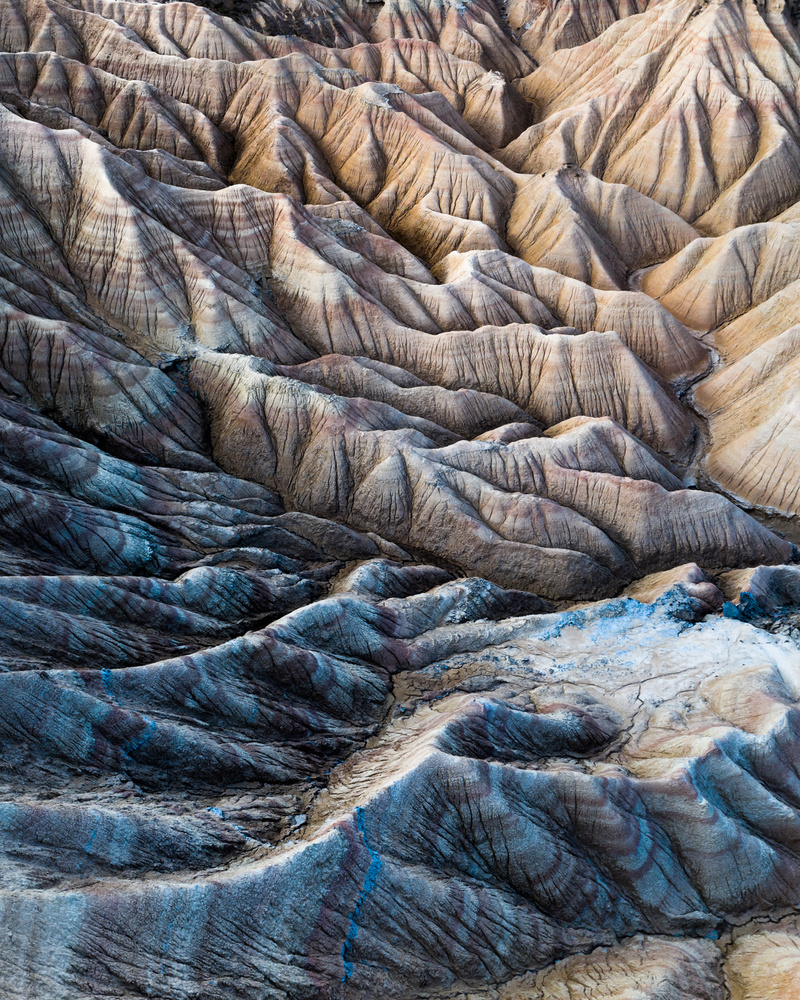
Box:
[1,0,800,996]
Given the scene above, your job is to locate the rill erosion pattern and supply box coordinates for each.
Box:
[1,0,800,997]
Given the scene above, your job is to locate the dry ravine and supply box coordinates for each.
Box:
[1,0,800,997]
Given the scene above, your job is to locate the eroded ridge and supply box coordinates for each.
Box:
[1,0,800,998]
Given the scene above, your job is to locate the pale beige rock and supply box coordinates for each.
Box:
[718,564,800,608]
[622,562,723,609]
[640,222,800,332]
[508,0,660,62]
[0,0,797,997]
[726,920,800,1000]
[505,0,800,232]
[694,326,800,518]
[508,166,699,290]
[434,249,710,380]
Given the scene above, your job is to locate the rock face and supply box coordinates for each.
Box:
[1,0,800,997]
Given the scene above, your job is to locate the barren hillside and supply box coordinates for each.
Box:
[1,1,800,997]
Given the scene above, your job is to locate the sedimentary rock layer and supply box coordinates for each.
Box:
[1,0,800,998]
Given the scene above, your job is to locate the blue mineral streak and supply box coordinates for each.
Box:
[126,717,157,753]
[341,806,383,982]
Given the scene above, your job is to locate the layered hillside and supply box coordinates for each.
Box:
[1,0,800,998]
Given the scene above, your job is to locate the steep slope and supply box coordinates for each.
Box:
[505,0,800,231]
[0,1,800,999]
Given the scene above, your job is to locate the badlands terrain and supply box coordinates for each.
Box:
[1,0,800,995]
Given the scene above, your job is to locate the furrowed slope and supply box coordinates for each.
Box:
[0,1,800,999]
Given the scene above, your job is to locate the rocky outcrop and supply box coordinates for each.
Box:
[3,591,800,999]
